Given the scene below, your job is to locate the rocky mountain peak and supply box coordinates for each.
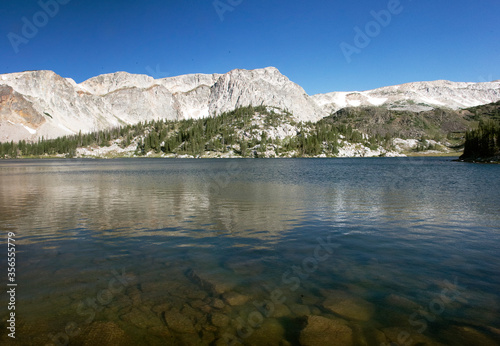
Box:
[208,67,318,121]
[312,79,500,114]
[158,73,221,94]
[1,67,500,142]
[80,72,155,95]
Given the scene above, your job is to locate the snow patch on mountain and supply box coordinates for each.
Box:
[312,80,500,115]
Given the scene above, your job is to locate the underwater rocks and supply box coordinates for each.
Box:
[210,312,230,328]
[162,310,197,334]
[244,318,287,346]
[382,327,446,346]
[186,268,238,295]
[299,315,353,346]
[440,325,500,346]
[223,291,251,306]
[17,268,489,346]
[121,308,163,329]
[321,290,375,321]
[384,293,421,311]
[80,322,127,346]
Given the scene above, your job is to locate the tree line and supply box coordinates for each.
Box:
[0,125,140,158]
[461,120,500,161]
[1,105,395,159]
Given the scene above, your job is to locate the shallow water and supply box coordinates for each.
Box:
[0,158,499,345]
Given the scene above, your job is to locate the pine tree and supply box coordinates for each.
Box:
[240,141,248,157]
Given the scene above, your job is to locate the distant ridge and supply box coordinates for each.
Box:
[1,67,500,142]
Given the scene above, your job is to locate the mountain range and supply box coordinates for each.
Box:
[1,67,499,142]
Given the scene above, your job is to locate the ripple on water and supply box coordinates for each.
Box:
[0,158,499,345]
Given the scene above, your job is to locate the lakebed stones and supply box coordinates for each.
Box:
[140,281,169,293]
[382,327,445,346]
[350,324,389,346]
[6,320,54,346]
[120,308,164,329]
[272,302,292,318]
[299,293,321,306]
[186,268,238,295]
[244,318,287,346]
[289,303,311,317]
[126,286,142,306]
[186,288,208,300]
[189,299,206,309]
[200,329,217,345]
[440,325,499,346]
[223,291,251,306]
[181,303,204,322]
[385,293,422,311]
[210,312,230,328]
[162,310,197,334]
[177,333,205,345]
[299,315,353,346]
[148,325,173,339]
[80,321,127,346]
[321,290,375,321]
[211,297,226,309]
[152,302,171,315]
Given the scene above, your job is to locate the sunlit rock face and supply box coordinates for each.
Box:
[311,80,500,115]
[1,67,499,142]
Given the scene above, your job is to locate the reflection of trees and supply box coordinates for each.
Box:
[0,174,45,233]
[204,182,305,238]
[0,159,485,248]
[0,164,309,246]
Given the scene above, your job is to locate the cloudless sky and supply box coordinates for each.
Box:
[0,0,499,95]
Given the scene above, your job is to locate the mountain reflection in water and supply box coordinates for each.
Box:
[0,158,499,345]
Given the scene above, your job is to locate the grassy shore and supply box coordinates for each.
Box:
[405,151,462,157]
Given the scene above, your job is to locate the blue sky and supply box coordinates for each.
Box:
[0,0,499,95]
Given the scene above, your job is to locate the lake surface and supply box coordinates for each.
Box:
[0,158,499,345]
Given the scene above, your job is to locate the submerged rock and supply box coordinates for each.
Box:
[382,327,445,346]
[272,303,292,318]
[152,302,171,315]
[140,281,166,293]
[244,318,286,346]
[162,310,197,334]
[350,324,389,346]
[4,320,53,346]
[223,291,251,306]
[289,303,311,317]
[121,308,164,329]
[126,286,143,306]
[181,303,203,321]
[186,268,238,295]
[440,325,499,346]
[299,293,321,306]
[81,321,127,346]
[210,312,230,328]
[211,298,226,309]
[321,290,375,321]
[189,299,206,309]
[385,293,422,311]
[200,329,217,344]
[177,333,205,345]
[148,325,173,339]
[186,289,208,300]
[299,315,353,346]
